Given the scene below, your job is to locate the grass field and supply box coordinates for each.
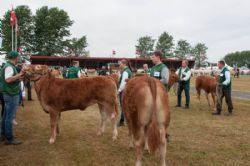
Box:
[0,88,249,166]
[190,75,250,92]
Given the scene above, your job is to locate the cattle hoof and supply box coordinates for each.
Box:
[49,138,55,144]
[112,136,117,141]
[97,131,103,136]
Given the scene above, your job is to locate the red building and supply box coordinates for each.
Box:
[30,56,195,69]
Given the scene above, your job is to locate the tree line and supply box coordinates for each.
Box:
[0,5,211,67]
[135,33,208,67]
[224,50,250,67]
[0,5,88,57]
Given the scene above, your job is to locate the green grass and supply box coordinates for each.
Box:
[0,90,249,166]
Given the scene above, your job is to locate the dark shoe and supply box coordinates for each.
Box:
[118,123,124,127]
[212,112,221,115]
[5,138,22,145]
[175,105,181,108]
[0,135,6,142]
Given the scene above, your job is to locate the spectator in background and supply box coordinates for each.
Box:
[150,51,169,88]
[213,60,234,116]
[98,66,107,76]
[1,51,25,145]
[66,61,81,79]
[143,64,151,75]
[0,64,5,141]
[175,60,191,109]
[62,66,68,78]
[118,59,132,127]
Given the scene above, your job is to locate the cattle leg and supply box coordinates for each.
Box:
[110,111,118,141]
[205,92,211,107]
[49,112,58,144]
[129,132,134,149]
[134,127,145,166]
[197,89,201,100]
[144,127,150,153]
[97,104,108,136]
[211,92,216,111]
[56,112,61,136]
[159,127,167,166]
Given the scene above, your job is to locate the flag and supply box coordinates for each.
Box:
[10,6,17,26]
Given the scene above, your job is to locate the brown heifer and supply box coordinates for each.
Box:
[195,75,219,111]
[51,69,63,78]
[123,75,170,166]
[24,64,118,144]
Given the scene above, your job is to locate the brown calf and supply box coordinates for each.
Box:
[123,75,170,166]
[195,75,219,110]
[24,64,119,144]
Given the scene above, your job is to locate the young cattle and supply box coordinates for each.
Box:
[122,75,170,166]
[195,75,219,111]
[24,64,118,144]
[51,69,63,78]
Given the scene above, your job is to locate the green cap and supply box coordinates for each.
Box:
[7,51,19,59]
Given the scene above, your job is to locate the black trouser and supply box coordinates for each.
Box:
[0,92,5,117]
[119,91,125,124]
[177,81,190,107]
[26,81,32,100]
[216,89,233,113]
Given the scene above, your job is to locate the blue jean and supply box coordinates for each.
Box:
[1,94,19,141]
[119,91,125,124]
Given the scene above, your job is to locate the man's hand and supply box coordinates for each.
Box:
[218,83,223,87]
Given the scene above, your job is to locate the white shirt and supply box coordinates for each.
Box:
[118,71,129,92]
[77,70,81,78]
[5,66,14,80]
[175,67,191,81]
[160,67,169,84]
[221,67,231,85]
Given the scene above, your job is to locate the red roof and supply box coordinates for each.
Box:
[30,56,190,62]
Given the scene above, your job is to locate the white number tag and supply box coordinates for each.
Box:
[154,72,160,77]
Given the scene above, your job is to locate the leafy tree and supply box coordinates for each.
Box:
[174,39,191,59]
[135,36,155,58]
[224,50,250,67]
[33,6,73,56]
[1,5,34,54]
[65,36,88,56]
[155,32,174,57]
[192,43,208,68]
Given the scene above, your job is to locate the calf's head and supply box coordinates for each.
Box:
[24,64,49,81]
[168,72,179,89]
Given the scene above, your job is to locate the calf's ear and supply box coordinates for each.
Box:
[34,65,42,70]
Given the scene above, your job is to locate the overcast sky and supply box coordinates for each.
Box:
[1,0,250,62]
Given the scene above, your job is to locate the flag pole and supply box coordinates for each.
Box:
[15,20,17,51]
[12,24,14,51]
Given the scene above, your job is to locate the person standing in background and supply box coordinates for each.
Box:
[118,59,132,127]
[150,51,169,87]
[66,61,81,79]
[143,64,151,75]
[213,60,234,116]
[175,60,191,109]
